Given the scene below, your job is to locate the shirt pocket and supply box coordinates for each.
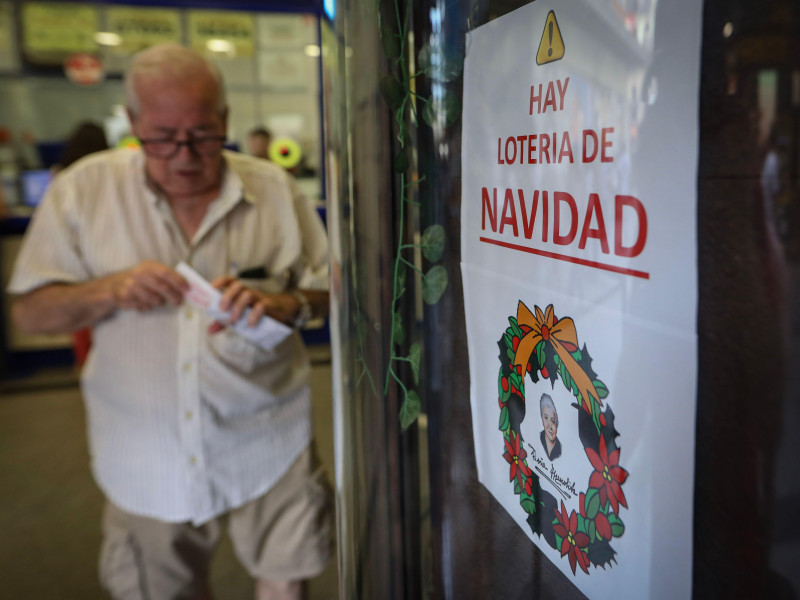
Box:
[207,329,272,374]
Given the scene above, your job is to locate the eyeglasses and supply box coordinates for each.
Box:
[138,136,226,158]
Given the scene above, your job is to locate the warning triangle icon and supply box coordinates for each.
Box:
[536,10,565,65]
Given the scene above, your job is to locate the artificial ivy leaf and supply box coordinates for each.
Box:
[422,265,448,304]
[408,342,421,385]
[498,406,510,431]
[399,389,421,430]
[379,13,401,60]
[421,224,446,262]
[417,41,464,82]
[392,311,405,345]
[396,263,407,297]
[379,75,404,111]
[393,147,409,173]
[422,88,462,129]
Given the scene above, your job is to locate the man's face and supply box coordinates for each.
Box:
[542,407,558,443]
[130,76,227,202]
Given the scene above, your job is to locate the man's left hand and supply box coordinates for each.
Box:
[208,276,300,334]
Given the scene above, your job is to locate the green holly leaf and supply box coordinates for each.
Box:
[408,342,421,385]
[508,317,523,339]
[577,514,589,535]
[520,497,538,515]
[608,513,625,537]
[399,390,421,430]
[589,519,597,543]
[392,311,405,345]
[379,74,404,111]
[537,343,546,368]
[498,372,510,402]
[585,489,600,519]
[422,265,448,305]
[562,366,573,390]
[421,224,446,262]
[594,379,609,399]
[498,406,510,431]
[513,479,521,495]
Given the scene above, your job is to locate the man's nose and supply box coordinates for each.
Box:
[174,140,200,159]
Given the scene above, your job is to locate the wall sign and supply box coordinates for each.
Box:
[106,7,181,55]
[461,2,703,598]
[22,2,97,55]
[189,11,254,58]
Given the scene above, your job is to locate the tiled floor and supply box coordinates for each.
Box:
[0,345,338,599]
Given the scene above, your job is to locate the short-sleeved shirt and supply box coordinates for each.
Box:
[8,148,329,525]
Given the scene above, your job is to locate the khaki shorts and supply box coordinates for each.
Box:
[99,444,333,600]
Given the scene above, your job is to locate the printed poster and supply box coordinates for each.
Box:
[461,2,703,598]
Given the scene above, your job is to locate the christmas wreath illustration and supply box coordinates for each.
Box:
[498,301,628,574]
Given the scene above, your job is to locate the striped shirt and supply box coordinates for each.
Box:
[8,148,329,525]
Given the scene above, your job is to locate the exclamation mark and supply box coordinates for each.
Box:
[548,21,553,57]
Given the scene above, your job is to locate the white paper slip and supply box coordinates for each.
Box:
[176,261,293,350]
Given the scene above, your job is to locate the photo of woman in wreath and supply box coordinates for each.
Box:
[539,393,562,460]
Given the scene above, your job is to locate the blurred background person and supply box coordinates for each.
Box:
[248,125,273,160]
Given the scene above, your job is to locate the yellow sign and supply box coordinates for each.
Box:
[107,7,181,54]
[536,10,565,66]
[189,11,254,58]
[23,3,97,54]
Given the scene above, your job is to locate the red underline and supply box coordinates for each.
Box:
[479,237,651,280]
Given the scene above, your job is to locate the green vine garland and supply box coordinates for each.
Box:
[377,0,462,429]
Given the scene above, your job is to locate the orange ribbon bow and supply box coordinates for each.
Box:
[513,302,601,414]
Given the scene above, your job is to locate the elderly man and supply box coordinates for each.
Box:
[8,44,331,600]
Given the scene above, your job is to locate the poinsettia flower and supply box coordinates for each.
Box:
[552,501,591,574]
[503,431,532,491]
[585,435,629,515]
[594,511,612,540]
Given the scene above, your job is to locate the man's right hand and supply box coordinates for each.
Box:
[113,260,189,311]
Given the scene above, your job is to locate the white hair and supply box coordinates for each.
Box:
[124,43,227,117]
[539,393,558,426]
